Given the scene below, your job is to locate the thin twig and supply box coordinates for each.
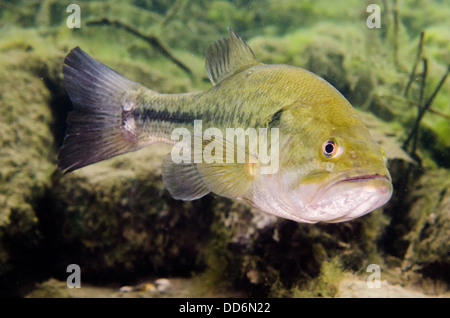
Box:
[160,0,189,28]
[86,18,193,77]
[393,0,401,70]
[422,65,450,111]
[383,95,450,120]
[404,31,425,97]
[411,58,428,156]
[403,64,449,152]
[418,58,428,106]
[428,108,450,120]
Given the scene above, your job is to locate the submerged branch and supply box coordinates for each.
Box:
[403,64,449,154]
[160,0,189,28]
[428,108,450,121]
[385,95,450,120]
[393,0,401,70]
[86,18,193,77]
[422,64,450,112]
[410,58,428,157]
[418,58,428,106]
[404,31,425,97]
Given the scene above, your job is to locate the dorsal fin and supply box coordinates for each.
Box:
[205,27,261,85]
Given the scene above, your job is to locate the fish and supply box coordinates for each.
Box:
[58,28,393,223]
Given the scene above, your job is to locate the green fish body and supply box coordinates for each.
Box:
[59,28,392,223]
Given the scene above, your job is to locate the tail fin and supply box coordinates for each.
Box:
[58,47,147,173]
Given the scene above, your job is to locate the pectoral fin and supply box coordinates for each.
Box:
[161,134,256,201]
[197,134,256,199]
[196,161,254,199]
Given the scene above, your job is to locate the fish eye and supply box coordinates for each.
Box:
[322,139,338,158]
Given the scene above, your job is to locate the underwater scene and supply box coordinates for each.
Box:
[0,0,449,299]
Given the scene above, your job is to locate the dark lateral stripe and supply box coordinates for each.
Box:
[134,108,200,124]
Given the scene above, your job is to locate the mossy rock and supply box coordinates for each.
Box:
[0,48,57,294]
[401,169,450,283]
[44,145,214,283]
[303,38,352,99]
[0,35,199,294]
[199,197,391,296]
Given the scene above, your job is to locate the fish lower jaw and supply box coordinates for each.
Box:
[252,172,392,223]
[311,174,390,201]
[302,179,392,223]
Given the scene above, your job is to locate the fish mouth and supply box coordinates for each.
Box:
[308,171,391,205]
[339,174,390,183]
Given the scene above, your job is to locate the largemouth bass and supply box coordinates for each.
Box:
[59,28,393,223]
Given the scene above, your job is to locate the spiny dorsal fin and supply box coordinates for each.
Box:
[205,27,261,85]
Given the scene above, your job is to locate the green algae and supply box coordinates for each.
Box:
[0,48,56,290]
[269,257,345,298]
[401,170,450,274]
[45,146,213,280]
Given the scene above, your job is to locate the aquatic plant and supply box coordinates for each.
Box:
[403,47,449,165]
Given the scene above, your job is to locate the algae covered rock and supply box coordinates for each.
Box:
[200,198,390,296]
[0,49,57,292]
[44,146,213,282]
[401,169,450,283]
[303,38,352,98]
[0,32,202,294]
